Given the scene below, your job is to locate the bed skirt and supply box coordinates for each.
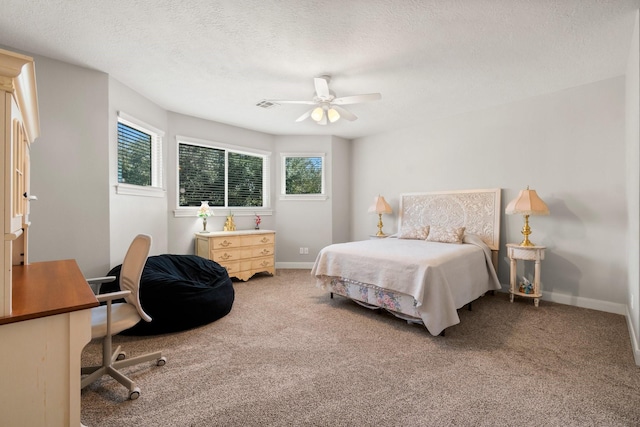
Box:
[316,276,425,324]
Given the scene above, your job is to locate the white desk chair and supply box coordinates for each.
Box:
[81,234,166,400]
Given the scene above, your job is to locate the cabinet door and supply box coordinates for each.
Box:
[5,96,27,235]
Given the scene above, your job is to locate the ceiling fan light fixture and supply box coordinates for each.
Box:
[327,108,340,123]
[311,106,324,122]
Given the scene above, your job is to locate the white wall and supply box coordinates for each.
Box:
[108,77,169,266]
[625,11,640,364]
[331,136,351,244]
[27,55,111,278]
[273,135,335,267]
[166,112,275,255]
[351,76,627,313]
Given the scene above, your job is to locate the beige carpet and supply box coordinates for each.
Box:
[81,269,640,426]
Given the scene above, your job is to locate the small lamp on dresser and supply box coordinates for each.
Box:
[505,186,550,246]
[197,201,212,233]
[368,195,393,236]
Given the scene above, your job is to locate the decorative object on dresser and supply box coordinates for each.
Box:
[368,195,393,236]
[195,230,275,281]
[507,244,545,307]
[197,201,212,232]
[505,186,549,246]
[254,213,261,230]
[223,212,236,231]
[313,188,501,336]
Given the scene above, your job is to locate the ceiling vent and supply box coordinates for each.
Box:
[256,100,279,109]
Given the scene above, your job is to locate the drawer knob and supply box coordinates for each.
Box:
[261,249,270,255]
[260,261,269,267]
[221,253,232,260]
[260,237,269,243]
[220,240,231,247]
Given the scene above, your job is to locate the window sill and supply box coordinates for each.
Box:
[174,208,273,218]
[279,194,328,201]
[115,184,165,198]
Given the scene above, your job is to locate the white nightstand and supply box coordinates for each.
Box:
[506,244,546,307]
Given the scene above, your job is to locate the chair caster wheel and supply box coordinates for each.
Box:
[157,356,167,366]
[117,352,126,361]
[129,388,140,400]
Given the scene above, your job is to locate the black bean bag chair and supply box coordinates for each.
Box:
[100,254,234,335]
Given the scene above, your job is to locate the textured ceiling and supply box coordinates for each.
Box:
[0,0,637,139]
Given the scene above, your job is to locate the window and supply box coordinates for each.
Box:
[177,136,270,210]
[116,112,163,197]
[281,153,326,200]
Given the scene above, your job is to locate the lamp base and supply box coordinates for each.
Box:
[376,213,386,236]
[201,217,209,233]
[519,214,534,246]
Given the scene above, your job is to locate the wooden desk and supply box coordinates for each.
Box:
[0,260,98,426]
[2,259,98,324]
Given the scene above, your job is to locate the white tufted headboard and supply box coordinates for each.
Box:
[397,188,501,251]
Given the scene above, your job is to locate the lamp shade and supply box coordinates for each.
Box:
[327,108,340,123]
[368,195,393,214]
[311,107,324,122]
[197,201,212,218]
[505,188,549,216]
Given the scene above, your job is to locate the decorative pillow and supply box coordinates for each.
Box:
[426,225,465,244]
[398,225,430,240]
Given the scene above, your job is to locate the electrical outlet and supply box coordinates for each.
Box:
[304,247,309,254]
[299,247,304,254]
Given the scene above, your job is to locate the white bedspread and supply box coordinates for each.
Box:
[311,234,501,335]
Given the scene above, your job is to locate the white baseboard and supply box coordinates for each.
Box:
[276,262,315,269]
[498,284,626,315]
[625,306,640,366]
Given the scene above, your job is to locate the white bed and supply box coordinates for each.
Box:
[311,188,502,336]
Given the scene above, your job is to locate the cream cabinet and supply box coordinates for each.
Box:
[0,48,98,427]
[0,48,40,317]
[195,230,275,281]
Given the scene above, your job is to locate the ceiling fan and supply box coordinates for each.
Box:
[267,75,381,125]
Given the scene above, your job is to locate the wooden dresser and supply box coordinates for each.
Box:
[195,230,275,281]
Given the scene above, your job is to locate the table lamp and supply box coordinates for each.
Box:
[505,186,549,246]
[368,195,393,236]
[197,201,212,232]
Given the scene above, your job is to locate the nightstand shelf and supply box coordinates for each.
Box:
[506,244,545,307]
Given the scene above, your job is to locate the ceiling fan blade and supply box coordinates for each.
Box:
[332,93,381,105]
[295,108,313,122]
[266,99,316,105]
[314,77,330,98]
[331,105,357,121]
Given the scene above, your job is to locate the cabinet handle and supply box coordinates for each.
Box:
[260,237,269,243]
[221,253,232,260]
[260,261,269,267]
[220,240,231,247]
[261,249,271,255]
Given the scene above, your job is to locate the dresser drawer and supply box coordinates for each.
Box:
[212,248,241,263]
[252,257,274,269]
[244,233,274,246]
[218,260,240,274]
[252,246,274,258]
[212,236,241,249]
